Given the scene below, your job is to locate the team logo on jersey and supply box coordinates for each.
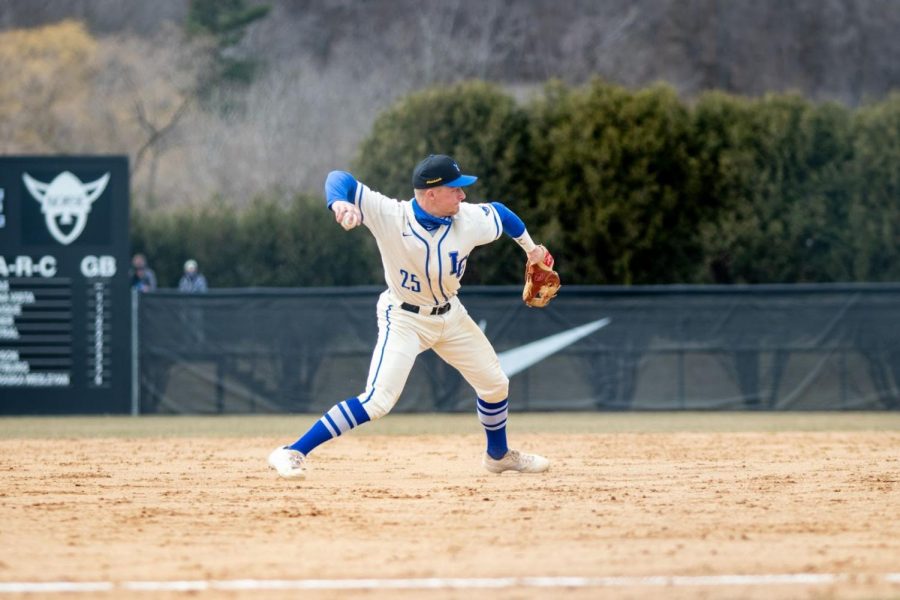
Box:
[22,171,109,245]
[448,251,468,278]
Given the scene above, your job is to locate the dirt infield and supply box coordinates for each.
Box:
[1,415,899,599]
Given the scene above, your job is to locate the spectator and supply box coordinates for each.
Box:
[178,259,208,293]
[130,253,157,292]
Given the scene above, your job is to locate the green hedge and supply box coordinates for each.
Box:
[133,81,900,286]
[131,195,380,288]
[529,81,703,284]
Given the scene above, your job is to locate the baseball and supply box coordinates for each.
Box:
[341,212,357,230]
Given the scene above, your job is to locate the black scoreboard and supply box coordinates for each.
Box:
[0,156,131,414]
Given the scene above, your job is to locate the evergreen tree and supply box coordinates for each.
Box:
[186,0,271,91]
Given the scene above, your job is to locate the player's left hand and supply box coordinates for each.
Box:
[523,245,560,308]
[526,245,547,265]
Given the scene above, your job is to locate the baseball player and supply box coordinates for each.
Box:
[268,154,551,478]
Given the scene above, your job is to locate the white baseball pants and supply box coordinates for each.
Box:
[358,290,509,420]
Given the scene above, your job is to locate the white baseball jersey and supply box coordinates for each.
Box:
[352,183,503,307]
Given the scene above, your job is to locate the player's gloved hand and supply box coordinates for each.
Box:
[332,200,361,231]
[523,245,560,308]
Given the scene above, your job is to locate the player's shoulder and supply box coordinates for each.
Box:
[452,202,500,237]
[456,201,496,220]
[359,183,405,214]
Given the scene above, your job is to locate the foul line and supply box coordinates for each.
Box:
[1,573,899,593]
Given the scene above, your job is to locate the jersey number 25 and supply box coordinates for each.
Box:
[400,269,421,292]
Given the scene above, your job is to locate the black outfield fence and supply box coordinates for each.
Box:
[138,284,900,414]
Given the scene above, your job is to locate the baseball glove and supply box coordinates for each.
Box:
[523,246,561,308]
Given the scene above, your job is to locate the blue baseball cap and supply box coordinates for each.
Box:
[412,154,478,189]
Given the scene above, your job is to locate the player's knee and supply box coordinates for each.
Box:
[362,401,389,421]
[478,375,509,403]
[359,391,397,421]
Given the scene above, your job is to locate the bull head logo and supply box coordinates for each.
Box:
[22,171,109,245]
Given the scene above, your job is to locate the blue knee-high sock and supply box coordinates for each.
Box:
[289,398,371,456]
[477,398,509,459]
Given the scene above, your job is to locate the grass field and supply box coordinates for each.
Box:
[1,412,899,599]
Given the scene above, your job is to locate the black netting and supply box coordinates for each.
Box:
[138,285,900,413]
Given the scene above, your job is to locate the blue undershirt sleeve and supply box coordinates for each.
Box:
[324,171,358,209]
[490,202,526,238]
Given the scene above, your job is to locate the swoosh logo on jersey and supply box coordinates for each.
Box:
[494,317,611,377]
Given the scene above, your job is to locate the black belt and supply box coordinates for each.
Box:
[401,302,452,316]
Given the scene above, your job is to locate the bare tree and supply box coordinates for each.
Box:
[86,25,210,208]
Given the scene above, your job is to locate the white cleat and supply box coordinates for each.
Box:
[482,449,550,474]
[268,446,306,479]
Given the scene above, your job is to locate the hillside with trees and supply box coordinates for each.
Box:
[3,0,900,209]
[0,1,898,286]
